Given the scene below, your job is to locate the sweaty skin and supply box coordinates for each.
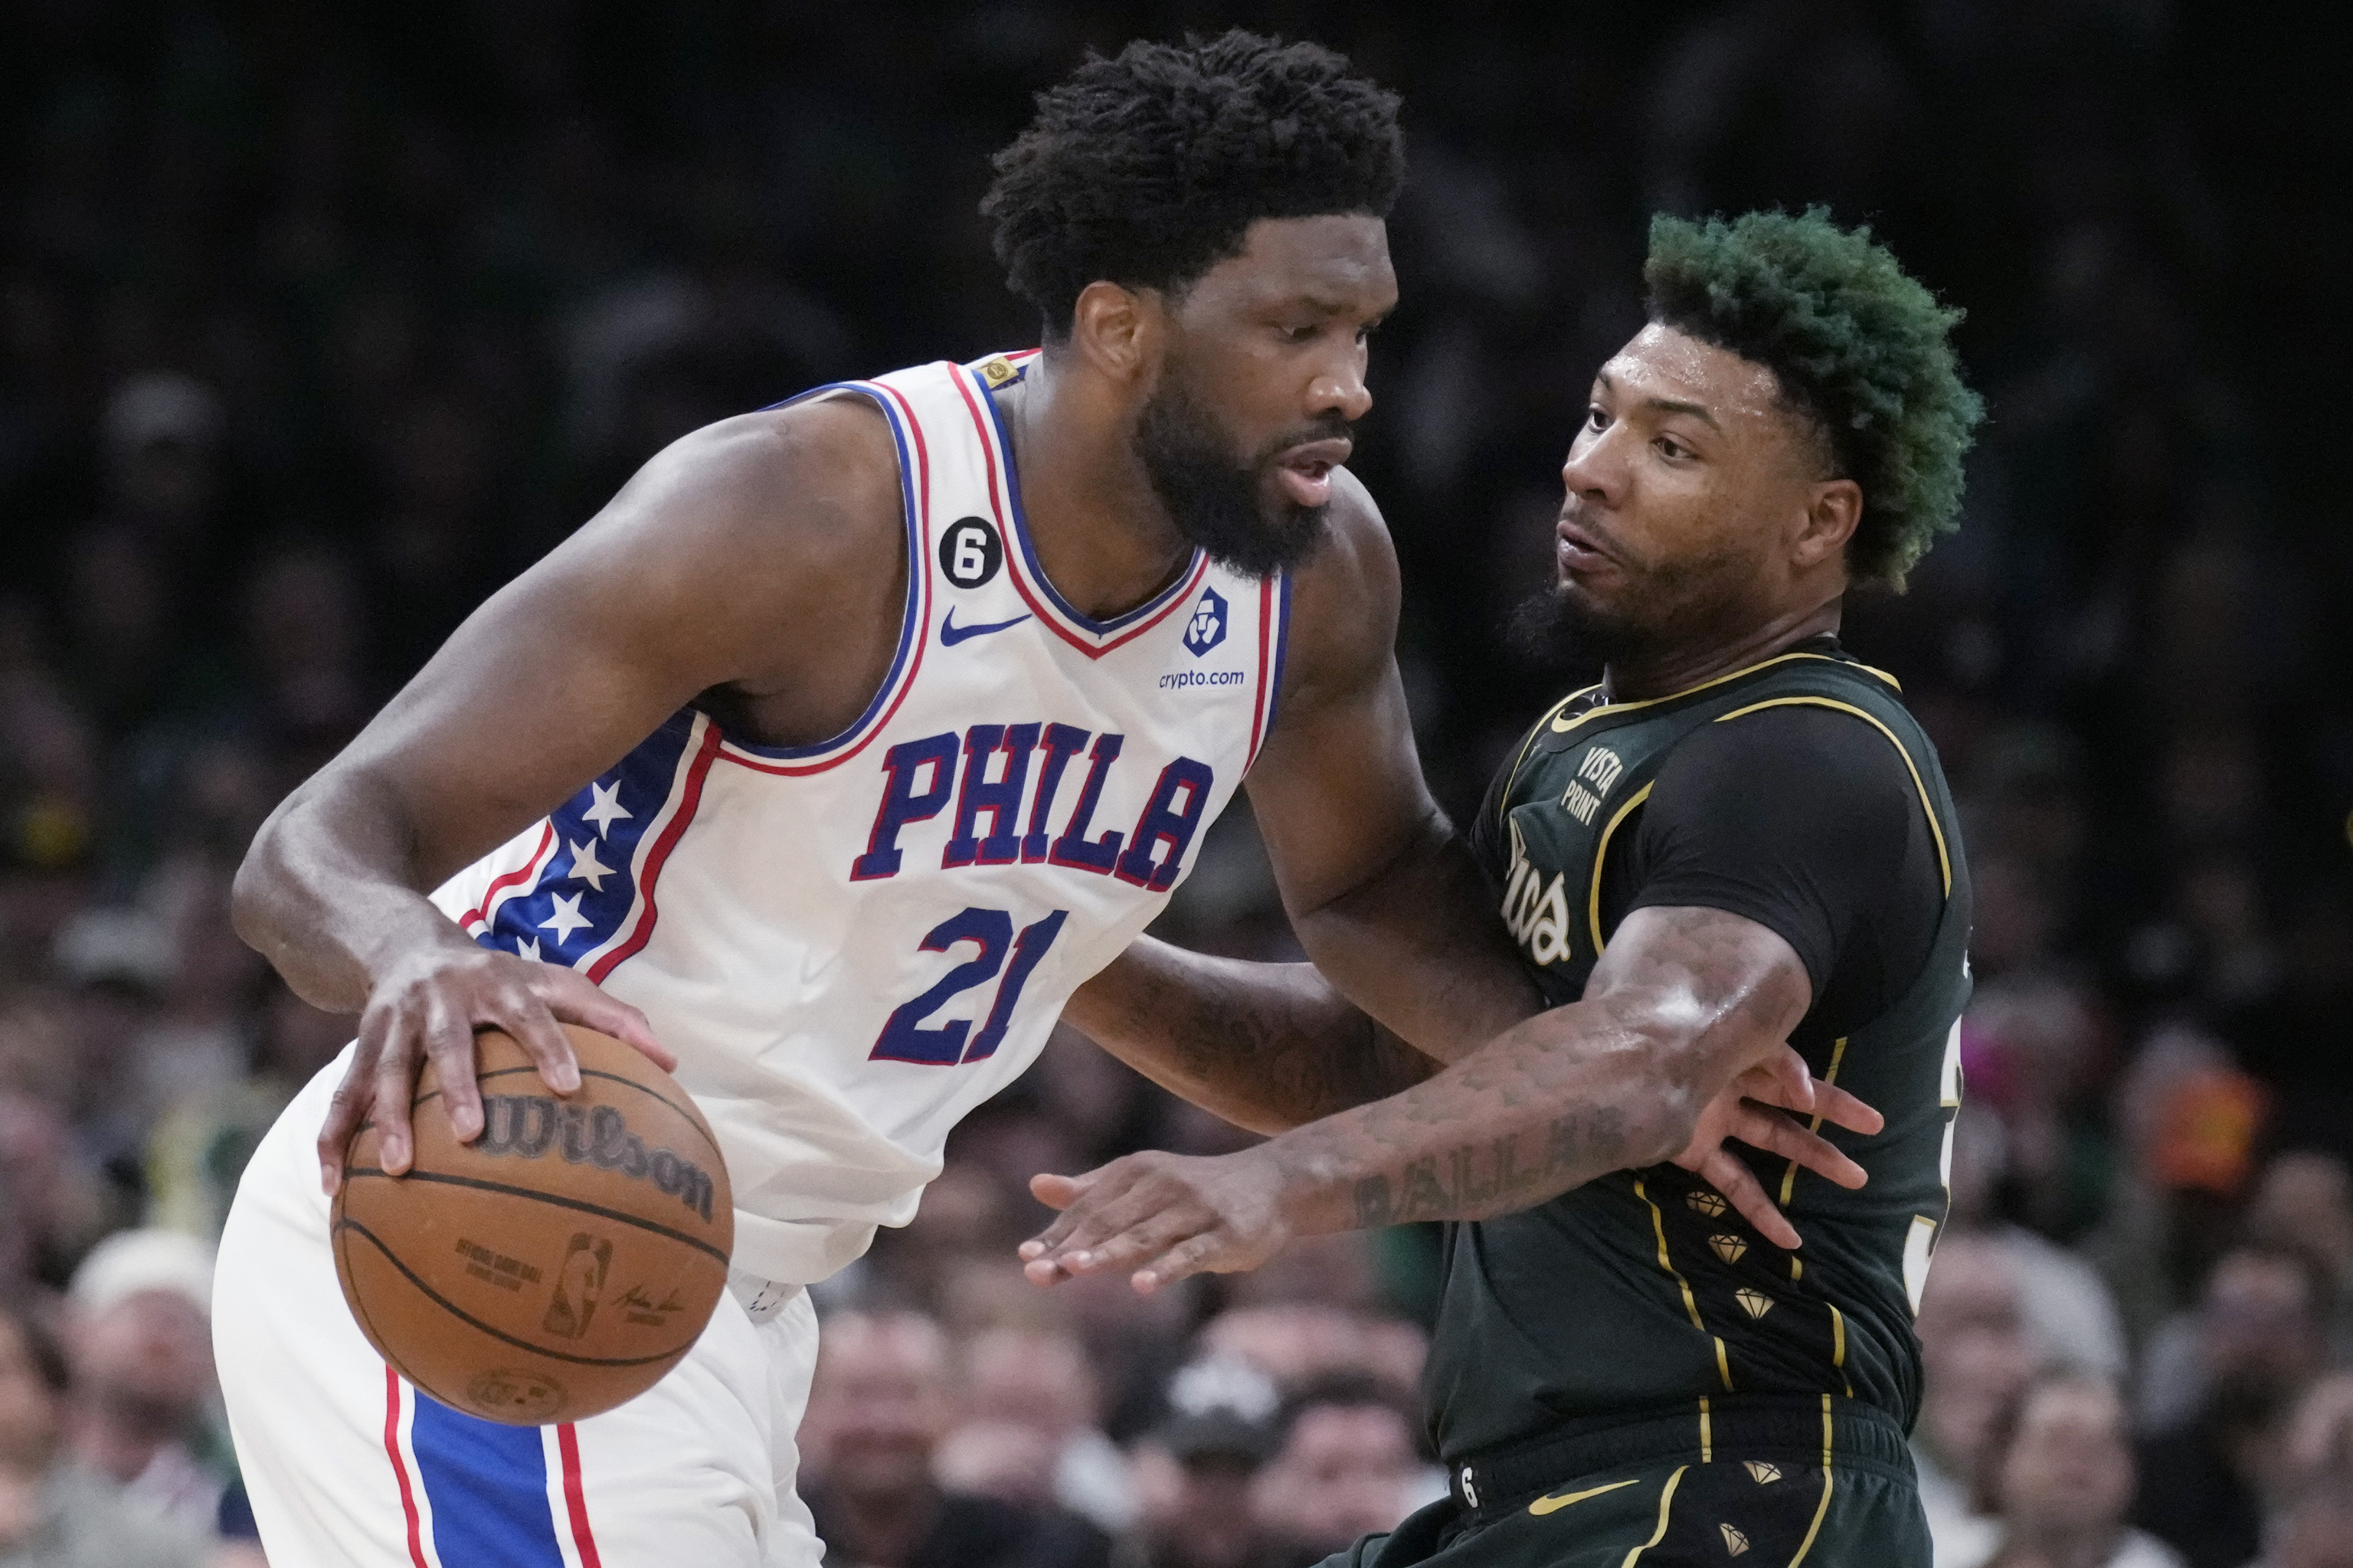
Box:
[231,219,1861,1244]
[1022,322,1892,1291]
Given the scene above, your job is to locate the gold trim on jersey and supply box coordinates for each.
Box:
[1527,1476,1642,1517]
[1588,782,1657,952]
[1787,1397,1837,1566]
[1710,696,1952,895]
[1635,1177,1734,1393]
[1622,1465,1690,1566]
[1546,652,1901,739]
[1777,1036,1851,1206]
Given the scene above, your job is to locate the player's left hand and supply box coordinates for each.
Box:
[1673,1043,1883,1250]
[1020,1149,1287,1295]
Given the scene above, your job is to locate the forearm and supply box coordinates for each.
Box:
[1287,814,1543,1064]
[231,767,475,1013]
[1063,941,1441,1134]
[1259,986,1706,1233]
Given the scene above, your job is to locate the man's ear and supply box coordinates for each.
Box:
[1069,281,1166,385]
[1793,477,1864,571]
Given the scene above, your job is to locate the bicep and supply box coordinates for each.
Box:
[1586,904,1813,1085]
[1243,480,1439,914]
[319,404,899,887]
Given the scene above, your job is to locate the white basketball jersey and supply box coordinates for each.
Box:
[428,351,1293,1285]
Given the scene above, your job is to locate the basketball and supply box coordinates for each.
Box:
[331,1025,734,1426]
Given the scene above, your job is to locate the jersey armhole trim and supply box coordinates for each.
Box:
[708,378,933,775]
[1708,696,1952,896]
[1587,781,1656,952]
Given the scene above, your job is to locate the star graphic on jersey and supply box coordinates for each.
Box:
[567,837,614,891]
[540,892,592,943]
[581,781,632,838]
[515,935,542,961]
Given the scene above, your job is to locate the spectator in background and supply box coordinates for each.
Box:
[800,1309,1108,1568]
[1249,1373,1433,1568]
[0,1298,208,1566]
[1119,1378,1282,1568]
[2135,1245,2335,1568]
[1916,1229,2122,1564]
[57,1229,226,1543]
[934,1324,1134,1535]
[1977,1373,2181,1568]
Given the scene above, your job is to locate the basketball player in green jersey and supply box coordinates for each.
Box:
[1030,209,1985,1564]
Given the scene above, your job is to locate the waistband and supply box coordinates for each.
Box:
[1447,1394,1914,1520]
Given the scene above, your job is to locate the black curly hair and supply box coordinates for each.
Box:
[1644,208,1985,591]
[983,31,1405,339]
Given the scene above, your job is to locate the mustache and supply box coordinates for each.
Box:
[1558,499,1636,565]
[1255,415,1358,465]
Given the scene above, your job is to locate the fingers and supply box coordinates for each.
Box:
[1740,1047,1818,1118]
[1026,1171,1091,1214]
[1729,1103,1868,1190]
[496,980,582,1100]
[407,997,478,1164]
[316,1073,368,1195]
[1702,1150,1802,1252]
[1023,1167,1127,1258]
[1808,1080,1885,1138]
[543,971,673,1072]
[1135,1231,1236,1294]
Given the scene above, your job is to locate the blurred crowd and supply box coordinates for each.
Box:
[2,3,2348,1566]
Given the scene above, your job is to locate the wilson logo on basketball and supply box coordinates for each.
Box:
[478,1096,718,1222]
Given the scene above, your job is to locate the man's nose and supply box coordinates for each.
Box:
[1310,352,1373,424]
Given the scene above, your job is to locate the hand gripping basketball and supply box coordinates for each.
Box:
[332,1024,733,1424]
[317,941,673,1196]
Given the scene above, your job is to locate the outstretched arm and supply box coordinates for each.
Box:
[1023,902,1884,1291]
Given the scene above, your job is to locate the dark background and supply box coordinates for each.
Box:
[4,5,2351,1564]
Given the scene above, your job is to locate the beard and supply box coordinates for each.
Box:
[1507,533,1761,670]
[1134,368,1343,579]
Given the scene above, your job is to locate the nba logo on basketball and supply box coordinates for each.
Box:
[1183,588,1227,656]
[543,1232,612,1340]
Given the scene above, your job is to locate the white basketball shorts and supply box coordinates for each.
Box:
[214,1049,824,1567]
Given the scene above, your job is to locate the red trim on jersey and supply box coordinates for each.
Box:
[457,823,557,931]
[556,1423,603,1567]
[384,1370,429,1568]
[715,376,935,776]
[949,367,1205,660]
[586,722,723,982]
[1248,576,1275,764]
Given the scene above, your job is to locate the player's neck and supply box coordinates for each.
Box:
[998,364,1198,620]
[1602,596,1844,705]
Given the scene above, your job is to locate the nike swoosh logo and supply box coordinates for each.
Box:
[940,611,1032,646]
[1527,1477,1641,1516]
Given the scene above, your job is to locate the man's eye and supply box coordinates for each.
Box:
[1284,324,1319,342]
[1657,436,1690,460]
[1586,407,1608,430]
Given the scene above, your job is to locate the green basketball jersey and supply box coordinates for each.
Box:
[1424,650,1971,1460]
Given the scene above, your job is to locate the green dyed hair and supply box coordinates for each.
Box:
[1642,208,1984,591]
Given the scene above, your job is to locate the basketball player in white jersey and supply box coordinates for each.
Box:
[216,31,1870,1568]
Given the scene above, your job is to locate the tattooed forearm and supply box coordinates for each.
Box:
[1271,905,1812,1231]
[1065,943,1446,1135]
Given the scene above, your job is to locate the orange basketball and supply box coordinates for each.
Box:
[332,1024,733,1425]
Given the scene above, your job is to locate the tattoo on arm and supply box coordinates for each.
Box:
[1283,904,1810,1232]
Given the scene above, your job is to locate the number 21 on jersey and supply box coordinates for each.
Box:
[871,908,1068,1066]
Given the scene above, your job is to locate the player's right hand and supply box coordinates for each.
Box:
[316,941,670,1194]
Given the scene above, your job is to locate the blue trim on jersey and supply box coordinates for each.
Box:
[1267,571,1294,739]
[970,365,1205,636]
[718,379,925,761]
[410,1393,565,1568]
[481,712,697,964]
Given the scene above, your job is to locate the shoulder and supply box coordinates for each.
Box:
[1654,699,1922,827]
[1271,466,1399,709]
[526,394,907,632]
